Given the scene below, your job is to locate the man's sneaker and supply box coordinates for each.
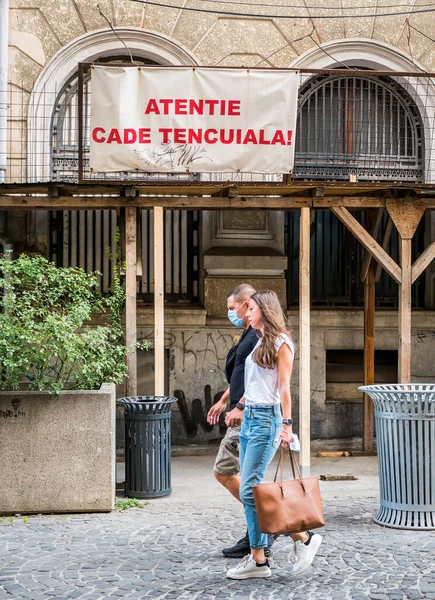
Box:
[222,533,250,558]
[222,532,276,558]
[226,554,272,580]
[291,533,322,576]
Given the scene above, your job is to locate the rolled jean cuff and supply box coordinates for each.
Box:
[250,545,268,549]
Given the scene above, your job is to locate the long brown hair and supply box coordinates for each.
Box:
[251,291,291,369]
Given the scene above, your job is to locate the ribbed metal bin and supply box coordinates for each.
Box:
[118,396,178,499]
[359,384,435,530]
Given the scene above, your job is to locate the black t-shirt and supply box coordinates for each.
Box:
[224,326,258,409]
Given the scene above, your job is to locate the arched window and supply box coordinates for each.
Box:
[51,56,160,181]
[286,72,425,307]
[49,58,200,302]
[294,73,424,182]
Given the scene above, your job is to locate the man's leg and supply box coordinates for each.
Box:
[213,425,249,557]
[213,471,240,502]
[213,425,241,496]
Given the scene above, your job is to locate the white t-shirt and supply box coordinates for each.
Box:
[243,333,294,406]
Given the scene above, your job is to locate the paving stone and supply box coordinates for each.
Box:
[0,499,433,599]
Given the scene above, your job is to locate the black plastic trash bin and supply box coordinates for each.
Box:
[118,396,178,499]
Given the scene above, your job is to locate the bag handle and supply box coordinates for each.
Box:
[273,446,303,483]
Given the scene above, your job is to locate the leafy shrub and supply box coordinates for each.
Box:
[0,251,146,392]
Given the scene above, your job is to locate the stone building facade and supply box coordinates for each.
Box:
[3,0,435,449]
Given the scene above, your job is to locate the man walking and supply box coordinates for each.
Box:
[207,283,276,558]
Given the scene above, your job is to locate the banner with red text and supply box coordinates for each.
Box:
[90,66,299,174]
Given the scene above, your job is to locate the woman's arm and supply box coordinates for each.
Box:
[276,343,295,448]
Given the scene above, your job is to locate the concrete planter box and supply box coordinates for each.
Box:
[0,383,116,515]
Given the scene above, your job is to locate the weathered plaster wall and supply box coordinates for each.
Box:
[123,310,435,449]
[7,0,435,184]
[8,0,435,87]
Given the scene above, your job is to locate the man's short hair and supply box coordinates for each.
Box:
[227,283,256,303]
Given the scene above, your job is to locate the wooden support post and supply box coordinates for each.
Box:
[125,206,137,397]
[299,206,311,476]
[386,199,425,385]
[399,237,412,383]
[154,206,165,396]
[363,261,376,452]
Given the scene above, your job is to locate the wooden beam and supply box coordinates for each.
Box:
[360,208,384,282]
[154,206,165,396]
[0,192,433,210]
[375,217,393,283]
[331,206,402,284]
[299,206,311,477]
[314,197,385,208]
[363,262,376,453]
[125,206,137,397]
[399,237,412,383]
[412,239,435,283]
[0,195,312,210]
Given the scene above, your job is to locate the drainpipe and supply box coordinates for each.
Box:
[0,0,9,184]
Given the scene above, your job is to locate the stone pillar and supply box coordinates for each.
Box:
[203,209,287,315]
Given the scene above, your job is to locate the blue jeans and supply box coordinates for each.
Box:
[239,405,282,549]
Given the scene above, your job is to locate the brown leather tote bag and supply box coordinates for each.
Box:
[252,447,325,535]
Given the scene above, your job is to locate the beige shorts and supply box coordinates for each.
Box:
[213,425,241,476]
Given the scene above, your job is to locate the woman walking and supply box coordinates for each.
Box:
[225,290,322,580]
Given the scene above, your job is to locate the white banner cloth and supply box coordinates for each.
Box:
[90,66,299,174]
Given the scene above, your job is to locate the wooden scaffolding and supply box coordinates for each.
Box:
[1,179,435,473]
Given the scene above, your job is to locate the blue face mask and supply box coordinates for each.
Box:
[228,307,246,328]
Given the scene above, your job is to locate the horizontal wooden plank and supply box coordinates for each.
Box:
[314,197,385,208]
[0,195,312,209]
[0,193,433,210]
[1,180,434,198]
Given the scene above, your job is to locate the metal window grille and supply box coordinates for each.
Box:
[294,74,424,182]
[285,209,425,307]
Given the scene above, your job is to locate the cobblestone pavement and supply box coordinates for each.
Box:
[1,457,435,600]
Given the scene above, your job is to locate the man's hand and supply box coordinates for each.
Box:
[225,407,244,428]
[207,398,228,425]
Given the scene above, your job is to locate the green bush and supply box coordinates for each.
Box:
[0,251,146,392]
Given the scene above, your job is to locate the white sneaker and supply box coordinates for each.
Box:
[288,540,297,563]
[226,554,272,580]
[291,533,322,576]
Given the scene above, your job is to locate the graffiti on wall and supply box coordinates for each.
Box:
[174,385,227,437]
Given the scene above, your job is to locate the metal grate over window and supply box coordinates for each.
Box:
[294,74,424,182]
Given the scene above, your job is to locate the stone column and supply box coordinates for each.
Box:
[203,209,287,315]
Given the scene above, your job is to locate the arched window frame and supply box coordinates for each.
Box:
[27,27,199,182]
[294,72,425,182]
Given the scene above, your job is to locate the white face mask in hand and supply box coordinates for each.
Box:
[289,434,300,452]
[275,434,301,452]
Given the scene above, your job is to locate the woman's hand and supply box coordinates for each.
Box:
[276,426,294,449]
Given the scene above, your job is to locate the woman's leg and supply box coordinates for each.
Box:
[239,409,280,562]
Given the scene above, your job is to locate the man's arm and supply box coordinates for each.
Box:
[225,397,244,428]
[207,388,230,425]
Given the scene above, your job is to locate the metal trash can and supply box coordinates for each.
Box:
[359,384,435,530]
[118,396,178,499]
